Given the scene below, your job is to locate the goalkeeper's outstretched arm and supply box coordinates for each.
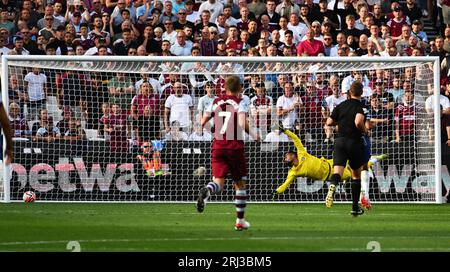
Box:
[274,171,296,195]
[283,129,307,154]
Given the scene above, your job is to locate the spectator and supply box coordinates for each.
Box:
[35,116,60,143]
[113,28,138,55]
[322,77,346,143]
[315,0,339,29]
[108,72,135,111]
[278,16,293,44]
[57,106,73,134]
[198,0,224,24]
[280,29,297,56]
[225,26,243,53]
[0,10,13,36]
[9,36,29,55]
[170,30,193,56]
[372,79,394,110]
[355,34,369,55]
[188,60,215,97]
[387,76,405,103]
[300,82,325,142]
[411,19,428,45]
[88,15,111,46]
[8,74,26,115]
[332,0,358,30]
[184,0,199,24]
[368,94,394,143]
[197,81,216,125]
[90,0,107,20]
[131,81,160,120]
[24,67,47,121]
[322,33,334,56]
[173,8,194,32]
[194,10,217,38]
[395,90,422,144]
[372,4,388,26]
[104,103,129,153]
[354,4,369,31]
[215,38,227,56]
[58,69,86,120]
[429,36,447,62]
[367,24,385,52]
[133,105,161,143]
[425,87,450,116]
[52,1,65,24]
[260,0,280,27]
[264,123,289,143]
[111,0,137,28]
[276,0,300,18]
[47,25,68,55]
[98,102,111,138]
[165,120,188,141]
[387,6,409,41]
[237,6,251,31]
[38,15,57,42]
[329,32,347,57]
[343,14,362,45]
[404,35,424,56]
[135,68,162,99]
[188,122,212,141]
[160,0,178,24]
[298,4,314,27]
[65,0,90,24]
[62,118,86,142]
[162,19,177,44]
[402,0,422,23]
[297,27,325,56]
[277,81,302,130]
[164,81,194,133]
[287,13,308,42]
[84,74,109,130]
[250,83,273,139]
[198,26,215,56]
[8,102,31,138]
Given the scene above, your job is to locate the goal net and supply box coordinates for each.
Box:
[1,56,443,203]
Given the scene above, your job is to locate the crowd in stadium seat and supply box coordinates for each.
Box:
[1,0,450,151]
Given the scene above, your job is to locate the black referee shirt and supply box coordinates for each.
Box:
[330,98,366,139]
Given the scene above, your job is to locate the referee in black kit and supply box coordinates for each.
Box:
[325,81,368,216]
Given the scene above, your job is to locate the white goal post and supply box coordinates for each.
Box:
[1,55,443,203]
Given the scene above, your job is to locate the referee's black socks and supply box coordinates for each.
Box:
[351,179,361,211]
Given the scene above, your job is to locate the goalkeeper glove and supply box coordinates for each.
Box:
[277,121,286,133]
[272,191,279,200]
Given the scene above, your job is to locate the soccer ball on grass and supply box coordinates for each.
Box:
[23,191,36,203]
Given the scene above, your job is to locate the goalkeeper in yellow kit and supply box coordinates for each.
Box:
[273,123,387,201]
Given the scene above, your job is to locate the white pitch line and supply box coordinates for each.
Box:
[1,236,450,246]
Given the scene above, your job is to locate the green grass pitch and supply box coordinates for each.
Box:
[0,203,449,252]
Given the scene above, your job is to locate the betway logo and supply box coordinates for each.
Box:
[11,158,139,193]
[296,164,450,194]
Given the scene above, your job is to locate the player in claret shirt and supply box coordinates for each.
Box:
[196,75,260,231]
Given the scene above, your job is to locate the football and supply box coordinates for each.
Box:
[23,191,36,203]
[193,166,206,177]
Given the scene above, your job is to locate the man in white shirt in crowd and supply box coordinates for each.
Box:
[170,31,193,56]
[276,81,302,130]
[24,67,47,121]
[198,0,224,24]
[164,81,195,133]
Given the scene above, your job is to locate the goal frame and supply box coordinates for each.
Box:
[1,55,442,204]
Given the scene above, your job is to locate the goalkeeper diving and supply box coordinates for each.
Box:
[273,123,387,208]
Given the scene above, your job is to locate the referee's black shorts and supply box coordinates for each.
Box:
[333,137,365,170]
